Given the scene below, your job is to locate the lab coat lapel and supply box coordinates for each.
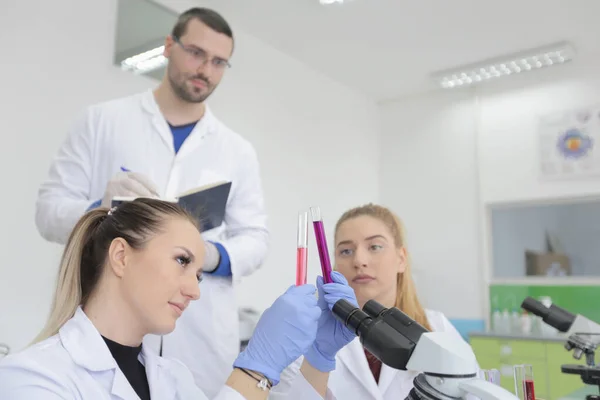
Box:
[174,106,217,159]
[377,364,397,395]
[142,345,177,400]
[110,371,140,400]
[140,89,218,159]
[337,338,381,398]
[140,89,176,152]
[60,307,140,399]
[378,364,418,398]
[379,364,398,393]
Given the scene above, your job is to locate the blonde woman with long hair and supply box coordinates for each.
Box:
[0,198,353,400]
[272,203,472,400]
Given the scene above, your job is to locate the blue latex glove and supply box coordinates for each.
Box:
[304,271,358,372]
[233,284,321,385]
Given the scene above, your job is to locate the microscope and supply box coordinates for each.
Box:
[521,297,600,400]
[332,299,519,400]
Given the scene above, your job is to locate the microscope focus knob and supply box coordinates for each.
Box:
[565,342,573,351]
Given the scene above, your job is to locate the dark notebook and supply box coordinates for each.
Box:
[111,181,232,232]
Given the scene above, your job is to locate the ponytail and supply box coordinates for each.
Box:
[33,209,107,343]
[393,213,431,330]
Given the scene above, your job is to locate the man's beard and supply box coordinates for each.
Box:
[168,69,214,103]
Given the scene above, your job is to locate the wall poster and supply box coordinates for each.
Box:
[538,104,600,180]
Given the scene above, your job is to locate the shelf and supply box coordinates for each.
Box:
[489,277,600,286]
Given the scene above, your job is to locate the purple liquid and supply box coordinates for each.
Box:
[312,220,333,283]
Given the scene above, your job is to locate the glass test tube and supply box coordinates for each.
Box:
[514,364,535,400]
[482,369,500,385]
[310,206,333,284]
[296,211,308,286]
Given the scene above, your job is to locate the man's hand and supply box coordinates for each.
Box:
[101,172,159,208]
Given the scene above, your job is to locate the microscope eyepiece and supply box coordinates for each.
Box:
[332,299,373,336]
[331,298,429,370]
[521,297,550,318]
[521,296,576,333]
[363,299,386,318]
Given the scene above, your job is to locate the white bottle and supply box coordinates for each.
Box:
[491,309,502,333]
[520,311,532,335]
[538,296,557,336]
[510,308,521,334]
[500,309,511,334]
[539,296,552,308]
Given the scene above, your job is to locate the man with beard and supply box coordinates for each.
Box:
[34,8,269,398]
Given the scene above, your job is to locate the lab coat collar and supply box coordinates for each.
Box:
[59,307,118,372]
[337,338,381,397]
[140,89,219,157]
[60,307,177,400]
[140,88,218,136]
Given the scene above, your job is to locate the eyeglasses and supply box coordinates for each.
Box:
[173,36,231,70]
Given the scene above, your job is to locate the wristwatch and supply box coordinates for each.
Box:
[255,377,270,391]
[237,367,273,391]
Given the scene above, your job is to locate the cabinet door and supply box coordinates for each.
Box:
[546,343,589,399]
[476,355,515,393]
[471,337,502,357]
[471,338,548,398]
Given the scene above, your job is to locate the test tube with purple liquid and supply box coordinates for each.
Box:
[310,206,333,284]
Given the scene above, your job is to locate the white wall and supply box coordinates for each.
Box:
[378,53,600,322]
[378,91,482,320]
[201,9,381,313]
[0,0,158,353]
[478,55,600,205]
[0,0,380,351]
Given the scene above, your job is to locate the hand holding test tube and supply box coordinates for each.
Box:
[296,212,308,286]
[310,206,333,284]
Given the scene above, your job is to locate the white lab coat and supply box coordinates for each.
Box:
[35,89,270,398]
[0,307,329,400]
[272,309,473,400]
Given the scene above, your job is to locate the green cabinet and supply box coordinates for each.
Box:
[470,334,589,400]
[546,342,590,398]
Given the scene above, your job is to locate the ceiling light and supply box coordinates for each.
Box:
[432,42,575,89]
[319,0,345,4]
[120,45,167,75]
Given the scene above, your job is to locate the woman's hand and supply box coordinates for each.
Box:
[304,271,358,372]
[232,284,321,386]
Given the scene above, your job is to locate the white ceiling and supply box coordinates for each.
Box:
[145,0,600,101]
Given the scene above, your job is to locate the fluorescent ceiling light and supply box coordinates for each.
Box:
[432,42,575,89]
[120,45,167,75]
[320,0,345,4]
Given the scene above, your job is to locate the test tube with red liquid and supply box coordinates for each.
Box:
[310,206,333,284]
[296,211,308,286]
[514,364,535,400]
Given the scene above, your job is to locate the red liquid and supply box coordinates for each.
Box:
[296,247,308,286]
[523,379,535,400]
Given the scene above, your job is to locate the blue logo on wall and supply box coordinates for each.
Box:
[557,128,593,158]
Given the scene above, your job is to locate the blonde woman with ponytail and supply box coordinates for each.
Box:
[0,198,353,400]
[273,203,474,400]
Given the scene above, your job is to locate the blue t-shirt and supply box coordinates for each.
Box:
[169,122,197,154]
